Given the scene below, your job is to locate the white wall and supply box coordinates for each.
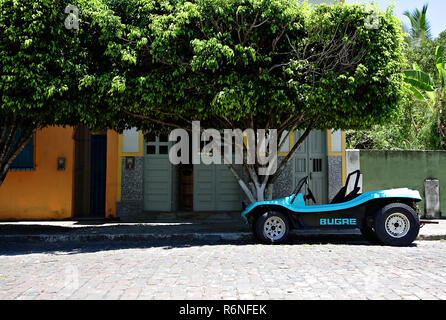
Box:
[122,128,140,154]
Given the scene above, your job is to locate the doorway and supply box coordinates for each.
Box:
[73,126,107,217]
[293,130,328,205]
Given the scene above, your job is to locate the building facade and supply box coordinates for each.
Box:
[0,0,345,221]
[0,126,118,220]
[117,129,346,220]
[0,128,345,221]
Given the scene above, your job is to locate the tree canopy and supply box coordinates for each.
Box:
[404,4,431,47]
[0,0,84,184]
[99,0,406,200]
[93,0,405,133]
[0,0,123,184]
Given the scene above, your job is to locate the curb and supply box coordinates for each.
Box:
[417,234,446,241]
[0,231,443,243]
[0,232,253,243]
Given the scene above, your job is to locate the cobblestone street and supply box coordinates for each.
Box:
[1,238,445,300]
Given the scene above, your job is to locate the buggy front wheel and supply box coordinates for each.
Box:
[254,211,290,244]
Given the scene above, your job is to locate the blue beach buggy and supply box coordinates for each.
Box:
[241,170,423,246]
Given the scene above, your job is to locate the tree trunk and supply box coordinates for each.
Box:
[435,92,446,148]
[0,125,36,187]
[228,124,314,203]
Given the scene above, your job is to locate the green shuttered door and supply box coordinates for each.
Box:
[143,156,173,211]
[193,163,242,211]
[293,130,328,205]
[143,135,174,212]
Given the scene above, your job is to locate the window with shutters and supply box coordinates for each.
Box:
[4,130,36,171]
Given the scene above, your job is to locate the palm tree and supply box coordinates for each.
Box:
[403,4,432,47]
[404,46,446,148]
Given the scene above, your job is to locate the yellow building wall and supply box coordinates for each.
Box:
[0,126,118,220]
[0,126,75,220]
[106,130,118,218]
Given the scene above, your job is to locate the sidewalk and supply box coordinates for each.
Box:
[0,218,444,243]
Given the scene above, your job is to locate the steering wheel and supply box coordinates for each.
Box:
[290,176,317,204]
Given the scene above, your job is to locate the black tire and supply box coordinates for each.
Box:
[249,221,261,241]
[254,211,290,244]
[360,226,383,245]
[373,203,420,246]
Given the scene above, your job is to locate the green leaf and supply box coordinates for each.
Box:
[404,77,434,92]
[407,85,426,101]
[403,70,435,91]
[435,45,444,70]
[435,46,446,86]
[425,90,436,104]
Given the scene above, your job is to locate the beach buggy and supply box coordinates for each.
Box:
[241,170,423,246]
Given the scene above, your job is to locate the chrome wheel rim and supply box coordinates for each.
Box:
[263,216,286,241]
[385,213,410,238]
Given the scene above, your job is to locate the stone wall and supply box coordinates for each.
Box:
[116,156,144,220]
[327,156,343,202]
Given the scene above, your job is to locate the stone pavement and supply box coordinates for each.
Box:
[1,218,445,300]
[0,238,445,300]
[0,218,444,243]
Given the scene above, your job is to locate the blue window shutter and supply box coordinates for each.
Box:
[9,131,35,171]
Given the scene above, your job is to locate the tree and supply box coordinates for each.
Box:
[0,0,77,185]
[0,0,407,202]
[404,3,432,47]
[93,0,406,202]
[345,98,422,150]
[404,45,446,149]
[0,0,124,186]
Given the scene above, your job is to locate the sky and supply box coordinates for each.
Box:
[345,0,446,39]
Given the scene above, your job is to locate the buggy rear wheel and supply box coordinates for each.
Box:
[254,211,290,244]
[373,203,420,246]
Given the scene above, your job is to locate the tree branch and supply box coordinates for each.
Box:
[122,109,192,131]
[268,118,317,186]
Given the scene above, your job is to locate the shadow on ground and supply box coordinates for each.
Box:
[0,233,413,257]
[0,216,425,256]
[0,219,249,234]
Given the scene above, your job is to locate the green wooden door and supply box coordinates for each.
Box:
[193,163,242,211]
[143,135,173,211]
[293,130,328,205]
[215,164,242,210]
[193,163,214,211]
[307,130,328,204]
